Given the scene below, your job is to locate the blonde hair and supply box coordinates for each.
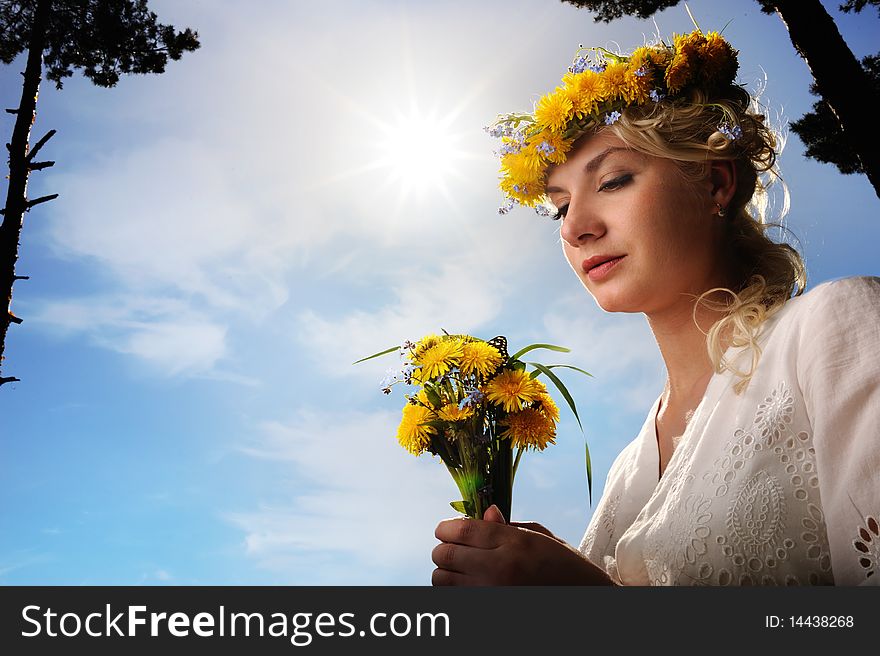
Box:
[607,85,806,393]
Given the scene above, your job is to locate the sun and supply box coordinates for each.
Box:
[372,109,466,199]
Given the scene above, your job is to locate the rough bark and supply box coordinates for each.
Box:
[0,0,54,385]
[771,0,880,198]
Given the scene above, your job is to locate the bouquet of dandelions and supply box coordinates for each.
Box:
[356,332,592,522]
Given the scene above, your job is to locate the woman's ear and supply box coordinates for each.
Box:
[709,159,737,209]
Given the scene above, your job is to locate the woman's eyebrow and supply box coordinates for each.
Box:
[584,146,630,173]
[546,146,631,193]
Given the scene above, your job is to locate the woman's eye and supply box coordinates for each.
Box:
[598,173,632,192]
[552,204,569,221]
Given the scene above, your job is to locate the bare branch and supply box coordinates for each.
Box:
[29,160,55,171]
[26,193,59,209]
[27,129,57,161]
[5,109,18,114]
[0,376,21,386]
[13,275,30,281]
[8,313,23,325]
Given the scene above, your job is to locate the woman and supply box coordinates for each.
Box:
[431,29,880,586]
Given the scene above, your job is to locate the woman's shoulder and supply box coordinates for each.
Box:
[777,275,880,328]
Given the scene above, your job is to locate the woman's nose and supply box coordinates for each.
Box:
[559,202,604,247]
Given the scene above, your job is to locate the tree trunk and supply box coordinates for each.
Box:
[0,0,53,386]
[770,0,880,199]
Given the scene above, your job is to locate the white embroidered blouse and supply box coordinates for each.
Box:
[578,276,880,586]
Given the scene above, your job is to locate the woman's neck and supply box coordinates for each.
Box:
[646,294,729,404]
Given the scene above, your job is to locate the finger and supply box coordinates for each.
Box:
[431,541,498,575]
[434,517,504,548]
[482,504,507,524]
[431,567,471,586]
[509,521,560,541]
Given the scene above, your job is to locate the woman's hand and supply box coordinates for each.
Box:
[431,505,616,586]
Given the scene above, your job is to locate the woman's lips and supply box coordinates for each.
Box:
[584,255,625,282]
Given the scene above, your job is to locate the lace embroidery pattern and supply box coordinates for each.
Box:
[754,380,794,445]
[580,492,621,558]
[645,473,715,585]
[695,381,832,585]
[853,515,880,580]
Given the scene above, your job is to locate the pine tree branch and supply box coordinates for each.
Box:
[26,193,58,209]
[26,129,56,161]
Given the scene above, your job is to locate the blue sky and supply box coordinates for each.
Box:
[1,0,878,585]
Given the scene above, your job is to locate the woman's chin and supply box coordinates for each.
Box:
[587,286,640,314]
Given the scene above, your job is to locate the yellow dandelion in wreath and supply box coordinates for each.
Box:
[699,31,738,85]
[529,130,573,165]
[666,31,705,94]
[534,88,574,132]
[459,340,503,378]
[500,174,543,206]
[501,143,543,180]
[623,63,652,104]
[598,61,630,101]
[396,401,436,456]
[484,368,543,413]
[413,338,464,382]
[500,407,557,451]
[562,69,602,118]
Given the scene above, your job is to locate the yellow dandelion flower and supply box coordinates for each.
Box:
[664,53,693,94]
[459,341,503,378]
[535,391,560,424]
[500,175,544,206]
[628,46,654,71]
[396,401,436,456]
[666,31,705,94]
[562,70,602,118]
[534,88,574,133]
[484,369,543,413]
[500,146,544,183]
[500,407,557,451]
[412,334,441,360]
[438,403,474,422]
[414,338,464,382]
[699,31,738,85]
[528,130,573,166]
[598,61,629,101]
[622,63,652,104]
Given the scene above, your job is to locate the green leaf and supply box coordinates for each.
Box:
[509,343,571,362]
[528,362,584,432]
[450,500,474,516]
[547,364,593,378]
[528,363,593,379]
[352,345,399,365]
[424,387,442,409]
[585,439,593,506]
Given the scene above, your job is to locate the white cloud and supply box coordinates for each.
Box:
[26,294,229,377]
[228,409,458,584]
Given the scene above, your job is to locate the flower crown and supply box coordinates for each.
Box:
[486,28,740,214]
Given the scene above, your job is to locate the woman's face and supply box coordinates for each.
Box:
[545,131,730,316]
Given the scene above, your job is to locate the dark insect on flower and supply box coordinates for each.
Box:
[486,335,509,361]
[382,387,392,395]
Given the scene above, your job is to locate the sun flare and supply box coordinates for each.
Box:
[373,111,464,198]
